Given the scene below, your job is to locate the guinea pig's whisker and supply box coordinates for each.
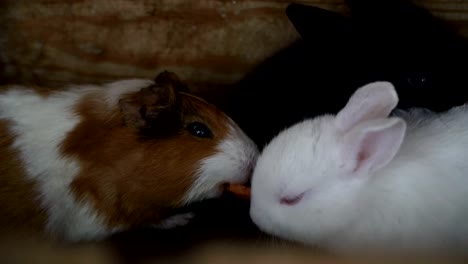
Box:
[270,236,282,248]
[104,111,119,124]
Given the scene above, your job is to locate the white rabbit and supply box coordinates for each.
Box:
[250,81,468,256]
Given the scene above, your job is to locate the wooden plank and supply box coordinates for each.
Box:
[0,0,467,90]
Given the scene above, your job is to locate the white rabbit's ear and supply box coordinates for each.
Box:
[336,82,399,132]
[341,117,406,175]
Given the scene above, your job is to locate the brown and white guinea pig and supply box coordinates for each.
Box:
[0,71,258,241]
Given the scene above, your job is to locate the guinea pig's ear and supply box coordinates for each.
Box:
[335,82,398,132]
[341,117,406,175]
[118,81,180,129]
[154,70,190,93]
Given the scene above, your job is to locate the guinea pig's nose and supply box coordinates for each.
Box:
[279,192,304,206]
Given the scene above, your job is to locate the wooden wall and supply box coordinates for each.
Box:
[1,0,467,95]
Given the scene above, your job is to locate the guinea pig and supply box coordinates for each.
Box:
[250,81,468,256]
[0,71,258,241]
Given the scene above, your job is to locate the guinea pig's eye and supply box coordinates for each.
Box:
[187,122,213,138]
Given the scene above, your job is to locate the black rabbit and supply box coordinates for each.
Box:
[224,0,468,148]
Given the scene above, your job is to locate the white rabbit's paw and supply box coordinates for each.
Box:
[153,213,195,229]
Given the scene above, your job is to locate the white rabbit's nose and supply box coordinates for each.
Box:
[279,192,305,206]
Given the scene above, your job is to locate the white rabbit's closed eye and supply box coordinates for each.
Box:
[250,81,468,256]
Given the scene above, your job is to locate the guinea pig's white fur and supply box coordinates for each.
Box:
[0,73,258,241]
[250,81,468,256]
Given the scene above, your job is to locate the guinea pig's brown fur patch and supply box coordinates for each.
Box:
[62,84,232,229]
[0,119,47,235]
